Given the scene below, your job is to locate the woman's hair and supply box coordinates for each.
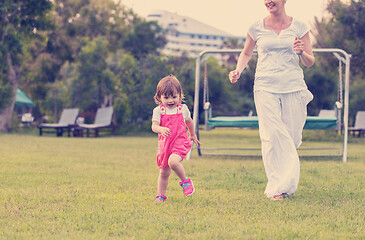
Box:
[153,74,184,105]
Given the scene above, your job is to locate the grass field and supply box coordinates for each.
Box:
[0,128,364,239]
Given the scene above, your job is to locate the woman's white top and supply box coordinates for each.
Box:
[152,104,191,123]
[248,18,310,93]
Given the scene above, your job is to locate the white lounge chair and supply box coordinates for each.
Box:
[77,107,115,137]
[38,108,79,137]
[348,111,365,137]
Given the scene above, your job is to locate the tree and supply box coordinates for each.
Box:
[314,0,365,76]
[27,0,134,122]
[0,0,52,131]
[123,21,167,60]
[70,37,116,114]
[305,66,337,115]
[222,38,245,67]
[312,0,365,119]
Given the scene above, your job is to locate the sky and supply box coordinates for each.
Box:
[121,0,332,36]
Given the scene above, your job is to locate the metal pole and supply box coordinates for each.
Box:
[342,53,351,163]
[193,55,202,156]
[337,59,342,133]
[204,62,209,131]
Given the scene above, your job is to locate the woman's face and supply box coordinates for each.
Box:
[264,0,286,13]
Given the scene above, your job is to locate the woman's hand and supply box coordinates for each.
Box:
[293,33,315,67]
[293,37,304,55]
[229,70,241,83]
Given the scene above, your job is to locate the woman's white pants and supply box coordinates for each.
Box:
[254,90,313,198]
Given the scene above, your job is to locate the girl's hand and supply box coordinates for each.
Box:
[190,135,201,147]
[294,37,304,55]
[160,127,171,137]
[229,70,240,83]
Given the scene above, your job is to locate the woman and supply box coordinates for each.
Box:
[229,0,315,200]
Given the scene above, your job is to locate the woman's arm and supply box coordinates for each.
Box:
[229,33,256,83]
[294,33,315,67]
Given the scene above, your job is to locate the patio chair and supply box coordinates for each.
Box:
[38,108,79,137]
[348,111,365,137]
[21,113,34,124]
[77,107,116,137]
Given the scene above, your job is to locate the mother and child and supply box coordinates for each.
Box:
[151,0,315,202]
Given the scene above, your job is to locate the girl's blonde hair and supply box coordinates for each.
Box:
[153,74,184,105]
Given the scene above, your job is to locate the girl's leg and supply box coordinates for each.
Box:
[169,153,194,196]
[168,154,187,181]
[157,167,171,195]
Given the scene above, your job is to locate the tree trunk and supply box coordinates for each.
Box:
[53,85,58,122]
[0,53,18,132]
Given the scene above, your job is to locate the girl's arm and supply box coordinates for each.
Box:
[229,33,256,83]
[185,117,200,146]
[294,33,315,67]
[152,121,171,137]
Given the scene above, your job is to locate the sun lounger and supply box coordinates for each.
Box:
[38,108,79,137]
[77,107,115,137]
[348,111,365,137]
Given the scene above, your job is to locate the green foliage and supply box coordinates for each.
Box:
[205,58,236,115]
[123,55,172,130]
[0,0,52,112]
[166,54,196,107]
[71,37,112,110]
[349,80,365,123]
[123,21,167,60]
[24,0,135,122]
[0,0,53,34]
[305,63,337,116]
[105,51,196,132]
[19,0,166,129]
[0,84,12,109]
[199,57,256,120]
[313,0,365,117]
[325,0,365,77]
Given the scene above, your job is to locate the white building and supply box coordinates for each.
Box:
[146,10,245,57]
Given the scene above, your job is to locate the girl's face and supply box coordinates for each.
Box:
[264,0,286,13]
[161,92,180,109]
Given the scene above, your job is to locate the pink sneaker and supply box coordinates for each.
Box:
[154,194,167,203]
[179,178,194,196]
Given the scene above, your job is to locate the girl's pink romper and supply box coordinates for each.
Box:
[157,104,192,169]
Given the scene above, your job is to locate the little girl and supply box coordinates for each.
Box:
[151,74,200,203]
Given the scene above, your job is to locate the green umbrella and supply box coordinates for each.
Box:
[15,88,34,107]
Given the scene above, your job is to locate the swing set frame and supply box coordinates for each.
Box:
[192,48,351,162]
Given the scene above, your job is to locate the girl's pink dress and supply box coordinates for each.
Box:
[157,104,192,169]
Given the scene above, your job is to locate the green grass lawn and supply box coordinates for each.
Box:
[0,128,364,239]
